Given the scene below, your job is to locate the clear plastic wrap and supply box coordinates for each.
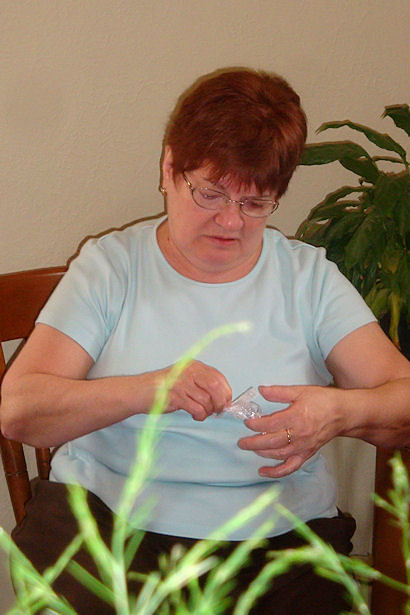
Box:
[222,386,262,420]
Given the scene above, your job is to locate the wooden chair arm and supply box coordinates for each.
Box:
[0,432,32,525]
[35,448,52,480]
[371,446,410,614]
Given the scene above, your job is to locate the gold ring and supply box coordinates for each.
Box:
[286,428,292,445]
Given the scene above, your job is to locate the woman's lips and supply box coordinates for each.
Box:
[207,235,239,245]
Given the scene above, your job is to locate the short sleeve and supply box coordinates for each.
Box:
[309,248,377,359]
[36,237,127,361]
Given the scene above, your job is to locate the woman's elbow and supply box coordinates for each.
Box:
[0,400,25,442]
[0,378,33,443]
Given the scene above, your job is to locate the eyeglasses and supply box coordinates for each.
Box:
[182,173,278,218]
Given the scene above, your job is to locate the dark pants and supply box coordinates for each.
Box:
[12,480,356,615]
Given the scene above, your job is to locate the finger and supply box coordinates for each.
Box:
[243,416,270,433]
[244,407,295,433]
[203,378,232,413]
[258,385,301,403]
[189,363,232,414]
[258,455,304,478]
[189,383,229,416]
[187,385,213,413]
[168,386,210,421]
[183,398,209,421]
[182,382,229,420]
[171,386,225,420]
[253,447,293,460]
[238,430,288,451]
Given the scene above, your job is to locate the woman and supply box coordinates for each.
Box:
[2,68,409,614]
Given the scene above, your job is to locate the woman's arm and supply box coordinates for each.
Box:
[0,324,231,448]
[238,322,410,478]
[324,321,410,446]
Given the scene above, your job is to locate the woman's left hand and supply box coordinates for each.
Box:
[237,384,345,478]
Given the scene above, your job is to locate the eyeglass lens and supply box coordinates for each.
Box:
[194,187,274,217]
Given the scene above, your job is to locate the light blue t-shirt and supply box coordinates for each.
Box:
[38,217,376,539]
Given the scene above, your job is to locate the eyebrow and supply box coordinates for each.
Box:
[199,175,250,194]
[199,175,273,199]
[199,175,222,188]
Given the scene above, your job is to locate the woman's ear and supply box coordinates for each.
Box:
[162,146,174,188]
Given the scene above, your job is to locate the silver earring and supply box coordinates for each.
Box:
[159,186,167,196]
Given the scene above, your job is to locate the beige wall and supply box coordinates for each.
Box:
[1,0,408,273]
[0,0,408,609]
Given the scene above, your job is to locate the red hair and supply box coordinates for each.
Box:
[165,68,307,197]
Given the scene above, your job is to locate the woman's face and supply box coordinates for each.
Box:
[157,147,274,283]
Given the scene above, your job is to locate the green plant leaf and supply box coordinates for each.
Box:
[308,200,360,222]
[396,256,410,308]
[373,171,409,218]
[383,104,410,137]
[339,156,379,183]
[295,219,328,244]
[322,211,364,244]
[318,120,407,163]
[300,141,372,165]
[325,244,349,274]
[350,269,364,292]
[393,196,410,238]
[298,108,408,354]
[361,260,380,297]
[344,214,385,270]
[381,240,404,275]
[365,286,390,318]
[307,187,367,221]
[372,156,404,165]
[388,292,402,347]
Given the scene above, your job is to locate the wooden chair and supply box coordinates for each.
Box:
[0,266,408,613]
[371,446,410,614]
[0,266,66,524]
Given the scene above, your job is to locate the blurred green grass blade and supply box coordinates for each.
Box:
[67,484,114,586]
[2,529,78,615]
[124,530,145,571]
[204,521,273,596]
[67,559,115,604]
[42,534,84,586]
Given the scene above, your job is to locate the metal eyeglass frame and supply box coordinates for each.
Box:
[182,173,279,218]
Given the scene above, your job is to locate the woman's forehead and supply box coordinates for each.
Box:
[195,166,275,198]
[194,165,261,194]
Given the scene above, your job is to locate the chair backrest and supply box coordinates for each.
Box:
[0,266,66,524]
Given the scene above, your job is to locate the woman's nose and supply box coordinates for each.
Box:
[214,200,244,230]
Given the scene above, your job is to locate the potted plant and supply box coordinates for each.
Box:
[296,105,409,614]
[296,104,409,355]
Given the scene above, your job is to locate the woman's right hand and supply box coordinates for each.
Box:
[1,324,231,447]
[157,360,232,421]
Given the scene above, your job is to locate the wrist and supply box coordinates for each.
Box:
[335,387,372,438]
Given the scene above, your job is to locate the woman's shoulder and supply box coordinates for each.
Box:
[75,215,163,264]
[264,226,329,271]
[62,216,164,289]
[93,215,163,251]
